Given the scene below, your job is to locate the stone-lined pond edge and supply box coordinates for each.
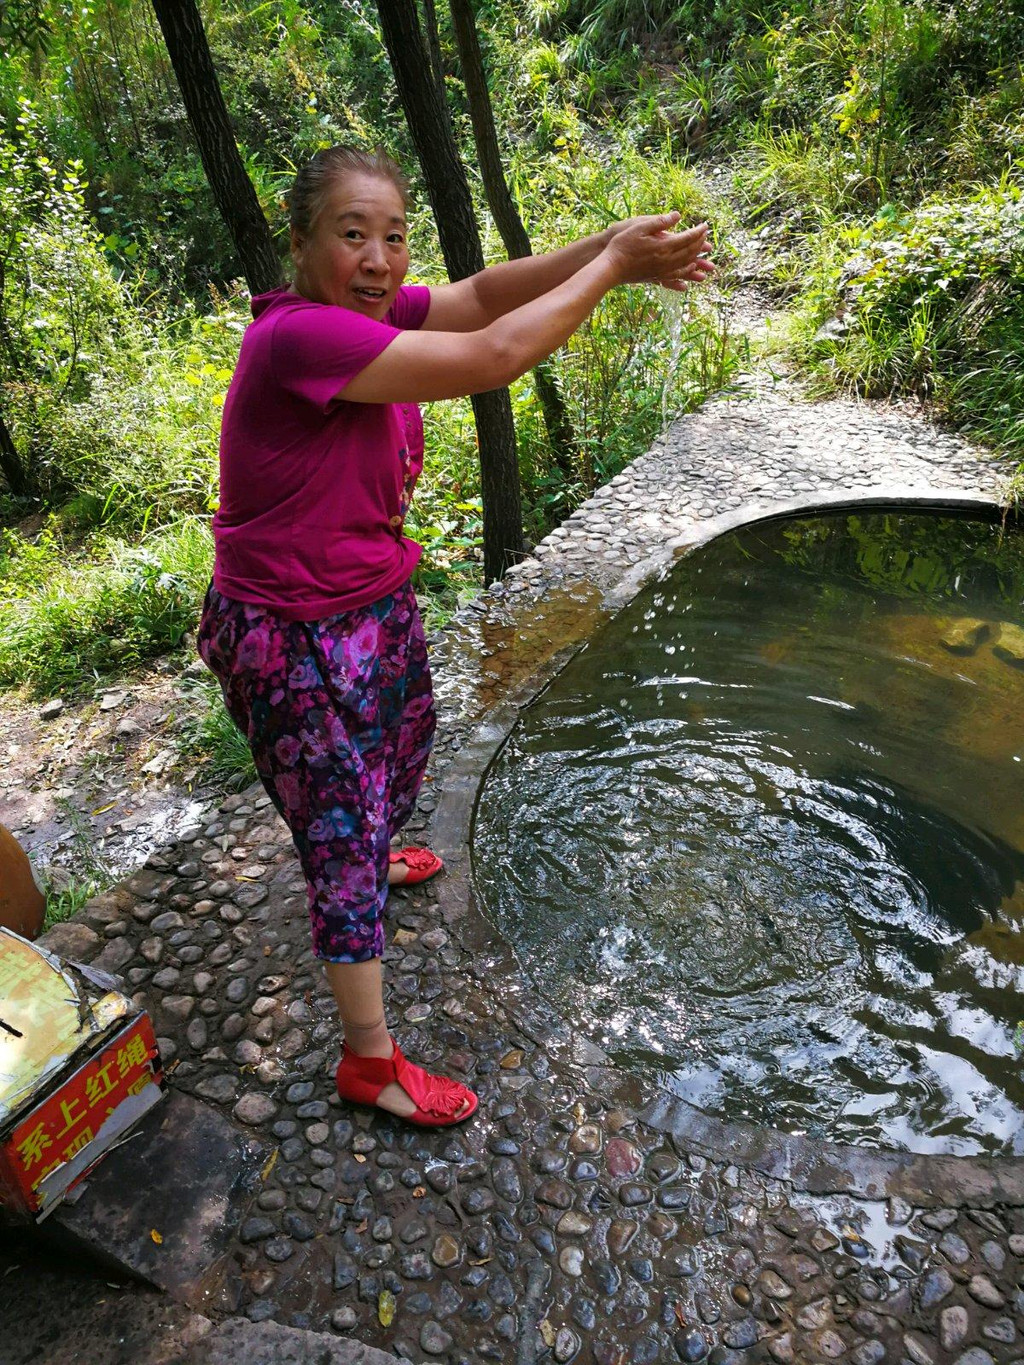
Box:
[432,484,1024,1212]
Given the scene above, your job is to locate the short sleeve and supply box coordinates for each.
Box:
[386,284,431,331]
[270,302,403,412]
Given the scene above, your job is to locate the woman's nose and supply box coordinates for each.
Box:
[361,240,386,272]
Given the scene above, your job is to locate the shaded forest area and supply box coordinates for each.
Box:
[1,0,1022,705]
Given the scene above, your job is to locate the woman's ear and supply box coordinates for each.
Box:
[290,226,304,264]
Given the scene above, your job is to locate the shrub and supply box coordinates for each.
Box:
[793,179,1024,454]
[175,674,257,793]
[0,517,213,695]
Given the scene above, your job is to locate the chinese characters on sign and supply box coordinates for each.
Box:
[9,1015,160,1198]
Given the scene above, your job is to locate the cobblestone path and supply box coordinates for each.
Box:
[41,387,1024,1365]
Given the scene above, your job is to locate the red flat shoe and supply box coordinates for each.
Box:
[335,1039,478,1127]
[389,846,443,885]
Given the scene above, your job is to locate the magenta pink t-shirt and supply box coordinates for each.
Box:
[212,284,431,620]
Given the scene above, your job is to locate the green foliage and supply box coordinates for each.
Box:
[3,0,1021,705]
[175,674,257,792]
[39,793,114,929]
[0,99,238,523]
[792,180,1024,453]
[717,0,1024,465]
[0,0,52,55]
[43,875,105,930]
[1,101,128,403]
[0,517,212,694]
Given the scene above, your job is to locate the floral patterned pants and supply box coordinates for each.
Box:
[197,580,435,962]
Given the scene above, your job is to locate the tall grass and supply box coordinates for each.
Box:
[0,517,213,694]
[175,674,258,792]
[786,180,1024,459]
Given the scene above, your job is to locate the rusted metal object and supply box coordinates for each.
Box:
[0,825,45,940]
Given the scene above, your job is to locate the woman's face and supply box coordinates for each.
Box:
[290,171,410,320]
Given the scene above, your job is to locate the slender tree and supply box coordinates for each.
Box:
[149,0,281,295]
[376,0,525,583]
[0,407,29,499]
[420,0,448,105]
[0,2,46,499]
[447,0,578,478]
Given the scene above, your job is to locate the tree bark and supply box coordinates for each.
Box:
[420,0,448,107]
[448,0,578,479]
[0,402,29,499]
[150,0,281,296]
[376,0,524,582]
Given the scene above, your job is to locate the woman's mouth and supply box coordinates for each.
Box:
[353,286,387,302]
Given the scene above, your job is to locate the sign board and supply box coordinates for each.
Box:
[0,927,163,1219]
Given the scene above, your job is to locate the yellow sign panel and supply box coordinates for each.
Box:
[0,929,131,1126]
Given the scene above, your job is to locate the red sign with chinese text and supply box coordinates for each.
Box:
[0,1013,162,1214]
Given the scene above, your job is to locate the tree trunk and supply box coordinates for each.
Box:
[0,402,29,499]
[376,0,524,583]
[448,0,578,480]
[420,0,448,107]
[150,0,281,296]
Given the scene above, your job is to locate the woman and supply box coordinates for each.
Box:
[199,146,714,1127]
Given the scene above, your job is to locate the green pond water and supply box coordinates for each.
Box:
[472,510,1024,1155]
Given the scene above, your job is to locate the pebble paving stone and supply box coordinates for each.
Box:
[36,383,1024,1364]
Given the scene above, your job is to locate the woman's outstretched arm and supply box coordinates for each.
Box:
[423,228,612,332]
[341,214,713,404]
[423,215,712,332]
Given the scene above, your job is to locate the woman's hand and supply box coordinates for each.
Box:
[602,214,715,290]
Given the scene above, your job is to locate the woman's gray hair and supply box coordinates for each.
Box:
[289,146,409,239]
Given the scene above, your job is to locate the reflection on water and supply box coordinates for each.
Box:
[472,511,1024,1155]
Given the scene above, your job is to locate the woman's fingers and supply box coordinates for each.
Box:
[603,216,714,286]
[653,254,717,283]
[653,227,711,273]
[640,253,717,292]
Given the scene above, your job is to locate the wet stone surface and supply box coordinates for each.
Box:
[41,390,1024,1363]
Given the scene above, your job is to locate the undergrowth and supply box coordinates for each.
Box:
[3,0,1022,703]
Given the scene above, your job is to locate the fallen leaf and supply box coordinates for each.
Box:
[378,1289,396,1327]
[355,1220,368,1233]
[261,1149,278,1183]
[500,1049,524,1069]
[91,801,117,815]
[354,1153,366,1164]
[674,1302,688,1327]
[150,1229,163,1244]
[413,1186,426,1198]
[470,1257,492,1266]
[393,929,418,945]
[539,1319,556,1347]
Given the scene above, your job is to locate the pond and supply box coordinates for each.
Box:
[472,509,1024,1156]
